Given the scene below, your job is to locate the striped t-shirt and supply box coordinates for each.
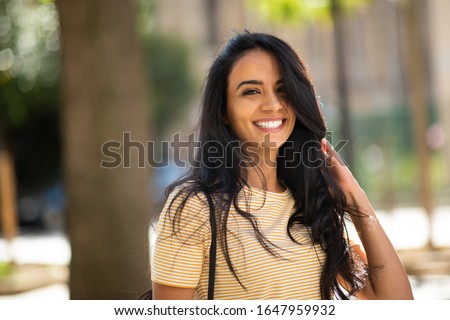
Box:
[151,185,327,299]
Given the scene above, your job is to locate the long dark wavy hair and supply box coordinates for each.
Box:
[154,31,368,300]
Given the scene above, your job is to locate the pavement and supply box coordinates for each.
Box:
[0,205,449,300]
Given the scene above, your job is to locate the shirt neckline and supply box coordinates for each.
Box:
[242,184,292,200]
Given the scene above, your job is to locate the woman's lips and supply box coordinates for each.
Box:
[253,118,286,132]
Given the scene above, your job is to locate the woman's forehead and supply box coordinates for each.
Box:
[228,50,281,85]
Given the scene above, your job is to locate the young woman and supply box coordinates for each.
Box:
[150,32,413,300]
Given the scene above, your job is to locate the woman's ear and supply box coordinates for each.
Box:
[224,115,229,125]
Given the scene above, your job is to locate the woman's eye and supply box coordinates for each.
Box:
[243,89,259,96]
[277,87,286,95]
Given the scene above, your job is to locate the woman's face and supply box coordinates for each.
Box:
[225,49,296,156]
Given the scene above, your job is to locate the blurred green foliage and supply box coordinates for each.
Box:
[141,34,195,136]
[0,261,12,277]
[246,0,370,25]
[136,0,196,136]
[0,0,60,128]
[336,105,445,208]
[0,0,61,192]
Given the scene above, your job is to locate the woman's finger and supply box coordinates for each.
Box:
[321,139,345,166]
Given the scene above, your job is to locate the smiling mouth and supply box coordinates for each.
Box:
[254,119,285,129]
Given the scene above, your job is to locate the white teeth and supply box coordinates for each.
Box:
[255,120,283,129]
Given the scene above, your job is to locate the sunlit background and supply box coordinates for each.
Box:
[0,0,449,299]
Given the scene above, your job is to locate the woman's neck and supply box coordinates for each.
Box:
[245,165,286,193]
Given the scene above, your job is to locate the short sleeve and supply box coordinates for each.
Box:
[151,187,210,288]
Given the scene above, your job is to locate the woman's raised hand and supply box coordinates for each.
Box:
[321,139,364,208]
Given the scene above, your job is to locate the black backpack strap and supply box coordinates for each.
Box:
[206,193,217,300]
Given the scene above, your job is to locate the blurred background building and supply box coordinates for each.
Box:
[0,0,449,299]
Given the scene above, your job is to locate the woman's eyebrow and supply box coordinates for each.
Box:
[235,79,284,91]
[236,80,262,91]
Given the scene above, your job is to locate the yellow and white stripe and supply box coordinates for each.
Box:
[151,186,326,299]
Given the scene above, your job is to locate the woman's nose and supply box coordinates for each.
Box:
[261,92,283,112]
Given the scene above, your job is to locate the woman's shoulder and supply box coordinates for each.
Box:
[161,180,211,223]
[157,180,211,236]
[166,180,209,206]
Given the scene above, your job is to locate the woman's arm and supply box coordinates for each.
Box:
[151,188,210,299]
[152,282,196,300]
[323,140,414,300]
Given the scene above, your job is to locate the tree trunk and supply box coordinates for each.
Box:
[405,0,433,248]
[206,0,218,45]
[57,0,153,299]
[0,149,18,264]
[331,0,353,167]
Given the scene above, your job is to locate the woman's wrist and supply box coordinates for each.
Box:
[346,185,367,208]
[346,187,379,235]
